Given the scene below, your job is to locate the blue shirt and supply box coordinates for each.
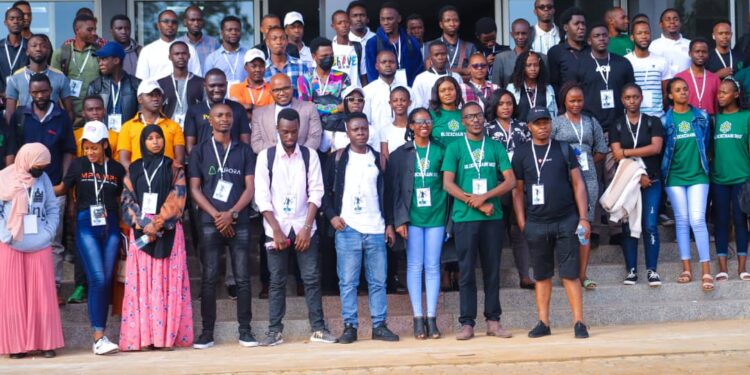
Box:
[203,45,248,83]
[0,173,59,252]
[16,103,76,184]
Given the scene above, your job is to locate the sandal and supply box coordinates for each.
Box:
[715,272,729,282]
[739,272,750,281]
[676,271,692,283]
[701,274,715,292]
[582,278,597,290]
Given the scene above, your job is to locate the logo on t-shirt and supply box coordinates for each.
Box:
[33,188,43,203]
[448,120,460,131]
[678,121,691,133]
[208,166,217,175]
[418,158,430,171]
[471,149,484,162]
[720,121,732,134]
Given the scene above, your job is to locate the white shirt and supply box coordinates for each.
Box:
[411,70,463,109]
[135,38,203,81]
[379,124,407,154]
[531,24,560,55]
[625,52,673,117]
[298,44,314,66]
[649,34,692,77]
[349,29,376,46]
[340,149,384,234]
[333,39,366,88]
[363,77,408,147]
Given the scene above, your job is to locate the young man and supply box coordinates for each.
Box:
[263,26,313,99]
[649,8,691,78]
[203,16,248,87]
[12,0,31,40]
[331,10,366,88]
[606,7,633,56]
[254,108,337,346]
[323,112,398,344]
[442,102,516,340]
[363,50,400,146]
[156,41,205,126]
[427,6,476,80]
[412,40,463,109]
[625,20,672,118]
[547,7,587,95]
[511,107,590,339]
[190,102,257,350]
[706,21,744,78]
[136,10,202,81]
[474,17,508,78]
[492,19,544,88]
[110,14,141,77]
[176,5,220,68]
[253,14,300,59]
[229,48,273,112]
[675,38,721,115]
[284,12,313,66]
[0,7,27,102]
[460,54,499,110]
[530,0,559,55]
[405,13,427,62]
[347,1,376,47]
[365,2,423,86]
[307,37,351,119]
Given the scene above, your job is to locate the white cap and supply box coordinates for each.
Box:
[283,11,304,27]
[81,121,109,143]
[244,48,266,64]
[342,86,364,98]
[137,80,163,96]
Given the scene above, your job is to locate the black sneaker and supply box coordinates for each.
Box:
[372,324,400,341]
[527,320,551,338]
[258,331,283,347]
[239,331,259,347]
[624,268,638,285]
[647,270,662,287]
[227,285,237,300]
[193,331,215,349]
[574,321,589,339]
[338,323,357,344]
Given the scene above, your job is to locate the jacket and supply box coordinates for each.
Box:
[365,27,424,86]
[660,106,710,182]
[157,74,205,118]
[86,72,141,123]
[600,157,647,238]
[250,99,322,153]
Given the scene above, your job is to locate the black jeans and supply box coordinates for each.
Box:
[454,220,504,327]
[266,231,325,333]
[200,223,252,333]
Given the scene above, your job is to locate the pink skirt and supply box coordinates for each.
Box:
[0,245,64,354]
[118,222,193,351]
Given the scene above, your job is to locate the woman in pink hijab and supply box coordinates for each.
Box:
[0,143,64,359]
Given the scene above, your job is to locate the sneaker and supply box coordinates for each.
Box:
[574,321,589,339]
[372,324,399,341]
[68,285,87,304]
[192,331,215,349]
[227,285,237,300]
[647,270,662,287]
[310,330,338,344]
[239,331,259,347]
[92,336,119,355]
[258,331,283,347]
[528,320,551,338]
[624,268,638,285]
[338,324,357,344]
[56,285,66,306]
[42,350,56,358]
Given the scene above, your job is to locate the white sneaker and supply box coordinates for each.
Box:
[93,336,119,355]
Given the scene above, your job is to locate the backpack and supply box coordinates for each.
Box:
[352,41,363,78]
[267,145,311,194]
[59,43,99,76]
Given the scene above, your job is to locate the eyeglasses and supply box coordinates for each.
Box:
[159,19,179,25]
[463,113,484,121]
[471,63,488,69]
[271,86,293,94]
[412,119,433,126]
[346,97,364,103]
[536,5,554,10]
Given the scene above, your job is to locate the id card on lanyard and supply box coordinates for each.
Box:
[415,143,432,207]
[22,183,37,234]
[566,113,589,171]
[211,138,233,203]
[531,142,552,205]
[464,136,487,195]
[108,82,123,132]
[592,53,614,109]
[90,162,108,226]
[141,158,164,215]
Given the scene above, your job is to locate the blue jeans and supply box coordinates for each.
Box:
[76,209,121,331]
[712,183,749,257]
[666,184,711,262]
[335,226,387,328]
[406,226,444,317]
[622,180,662,271]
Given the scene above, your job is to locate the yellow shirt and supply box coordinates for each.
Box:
[75,127,120,160]
[116,113,185,161]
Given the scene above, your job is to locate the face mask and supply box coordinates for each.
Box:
[319,56,334,71]
[29,168,44,178]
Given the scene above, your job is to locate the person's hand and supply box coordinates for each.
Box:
[613,148,625,163]
[396,224,408,240]
[466,194,487,209]
[272,228,289,250]
[579,219,592,240]
[295,225,312,252]
[518,219,526,234]
[478,202,494,216]
[330,216,347,231]
[214,211,234,232]
[718,67,734,78]
[220,225,236,238]
[486,53,496,66]
[385,225,396,247]
[143,222,158,236]
[640,175,652,189]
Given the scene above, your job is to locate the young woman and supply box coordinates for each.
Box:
[323,86,366,153]
[506,50,556,122]
[380,86,412,159]
[0,144,62,359]
[485,89,535,289]
[57,121,126,355]
[552,82,608,290]
[119,125,194,350]
[388,108,448,339]
[661,77,713,291]
[712,78,750,281]
[610,84,665,287]
[430,76,465,146]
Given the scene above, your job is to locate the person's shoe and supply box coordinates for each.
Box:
[296,283,305,297]
[440,270,452,292]
[624,268,638,285]
[486,320,513,338]
[387,276,408,294]
[659,214,675,226]
[192,331,215,349]
[574,321,589,339]
[455,325,474,340]
[519,277,536,290]
[310,329,338,344]
[259,283,269,299]
[372,324,399,341]
[590,233,600,249]
[609,233,622,246]
[56,285,66,306]
[227,285,237,300]
[338,324,357,344]
[9,352,26,359]
[67,285,87,304]
[413,317,426,339]
[239,331,259,347]
[647,270,662,287]
[528,321,551,338]
[42,350,56,358]
[93,336,119,355]
[258,331,283,347]
[426,317,441,339]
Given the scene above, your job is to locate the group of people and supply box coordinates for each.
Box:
[1,0,749,360]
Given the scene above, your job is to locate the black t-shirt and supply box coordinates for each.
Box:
[188,138,256,223]
[184,99,250,147]
[512,140,580,223]
[548,43,589,93]
[574,53,635,132]
[609,114,664,178]
[706,50,745,75]
[0,120,17,169]
[63,157,126,212]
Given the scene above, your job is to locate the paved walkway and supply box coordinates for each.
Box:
[2,320,749,374]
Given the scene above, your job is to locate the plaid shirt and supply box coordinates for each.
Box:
[264,55,313,100]
[177,34,220,68]
[460,80,499,109]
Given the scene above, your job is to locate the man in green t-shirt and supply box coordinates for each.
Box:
[606,7,634,56]
[441,102,516,340]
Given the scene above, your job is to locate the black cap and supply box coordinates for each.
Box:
[526,107,552,123]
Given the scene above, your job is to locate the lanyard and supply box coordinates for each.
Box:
[222,50,241,80]
[4,38,23,72]
[494,120,512,150]
[70,45,91,76]
[414,142,431,187]
[110,82,121,114]
[171,73,192,112]
[394,39,402,68]
[211,138,232,179]
[565,113,584,146]
[248,84,265,105]
[316,72,331,96]
[91,161,108,204]
[531,141,552,185]
[430,68,448,77]
[442,37,460,67]
[689,67,707,108]
[142,158,164,193]
[463,135,486,179]
[627,113,643,147]
[591,53,611,89]
[715,49,732,70]
[206,98,225,111]
[524,83,537,108]
[139,114,161,126]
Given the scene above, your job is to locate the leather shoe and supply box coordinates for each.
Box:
[455,325,474,340]
[486,320,513,338]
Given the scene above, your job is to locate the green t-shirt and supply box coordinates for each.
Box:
[608,34,634,56]
[712,111,750,185]
[667,111,709,186]
[409,143,448,227]
[441,136,512,222]
[430,109,464,146]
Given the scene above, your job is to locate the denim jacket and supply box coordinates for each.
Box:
[660,106,710,182]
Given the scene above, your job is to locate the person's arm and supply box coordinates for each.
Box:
[570,167,591,239]
[119,150,132,170]
[250,110,264,154]
[612,137,663,161]
[121,175,154,231]
[173,145,186,166]
[465,168,516,209]
[442,171,469,202]
[186,136,197,156]
[296,149,325,249]
[151,167,187,232]
[41,177,60,242]
[190,176,219,218]
[61,97,75,122]
[512,178,526,232]
[323,150,346,229]
[303,105,322,150]
[4,99,16,125]
[365,38,378,83]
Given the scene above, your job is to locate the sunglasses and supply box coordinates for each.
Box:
[412,119,433,126]
[471,63,488,69]
[159,19,179,25]
[536,4,554,10]
[346,97,364,103]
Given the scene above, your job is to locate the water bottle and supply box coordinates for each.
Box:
[576,224,589,246]
[134,234,152,249]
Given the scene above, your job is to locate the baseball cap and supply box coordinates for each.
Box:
[284,11,304,27]
[526,107,552,123]
[81,121,109,143]
[137,80,163,96]
[94,41,126,60]
[342,86,364,98]
[244,48,266,64]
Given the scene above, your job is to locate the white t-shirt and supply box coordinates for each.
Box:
[379,124,407,154]
[411,70,464,109]
[649,34,691,78]
[135,38,203,81]
[333,40,366,88]
[625,52,673,117]
[340,149,384,234]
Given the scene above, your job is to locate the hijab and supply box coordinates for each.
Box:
[0,143,51,241]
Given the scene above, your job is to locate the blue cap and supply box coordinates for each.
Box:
[94,42,126,60]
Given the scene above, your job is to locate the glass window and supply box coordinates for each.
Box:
[0,1,95,47]
[628,0,730,40]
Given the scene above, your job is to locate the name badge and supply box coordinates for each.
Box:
[142,192,158,215]
[577,150,590,171]
[472,178,488,195]
[642,91,654,108]
[282,193,297,215]
[416,188,432,207]
[173,113,186,130]
[532,184,545,205]
[108,114,122,133]
[23,214,38,234]
[69,79,84,97]
[395,69,408,86]
[212,179,233,203]
[600,89,615,109]
[352,193,367,214]
[90,204,106,226]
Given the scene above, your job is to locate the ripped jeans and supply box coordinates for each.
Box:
[621,180,662,272]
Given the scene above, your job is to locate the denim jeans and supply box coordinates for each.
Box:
[406,226,444,317]
[266,231,325,333]
[52,196,66,285]
[622,180,662,271]
[199,223,252,333]
[76,209,120,331]
[666,184,711,262]
[712,183,749,257]
[335,226,387,328]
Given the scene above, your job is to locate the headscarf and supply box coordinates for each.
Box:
[0,143,51,241]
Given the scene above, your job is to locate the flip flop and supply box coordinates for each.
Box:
[715,272,729,282]
[582,278,597,290]
[677,271,692,283]
[740,272,750,281]
[702,274,714,292]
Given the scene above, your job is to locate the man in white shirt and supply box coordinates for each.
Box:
[648,8,691,77]
[136,10,202,81]
[412,40,463,108]
[625,20,672,117]
[331,10,367,87]
[363,50,401,147]
[347,1,376,46]
[530,0,559,55]
[284,12,313,66]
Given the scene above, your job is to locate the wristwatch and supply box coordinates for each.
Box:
[231,211,239,220]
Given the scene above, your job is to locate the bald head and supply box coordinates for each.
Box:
[270,73,293,106]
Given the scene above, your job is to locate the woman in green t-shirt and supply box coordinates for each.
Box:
[429,76,465,146]
[712,78,750,281]
[388,108,448,340]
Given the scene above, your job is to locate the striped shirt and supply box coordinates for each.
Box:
[625,53,673,118]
